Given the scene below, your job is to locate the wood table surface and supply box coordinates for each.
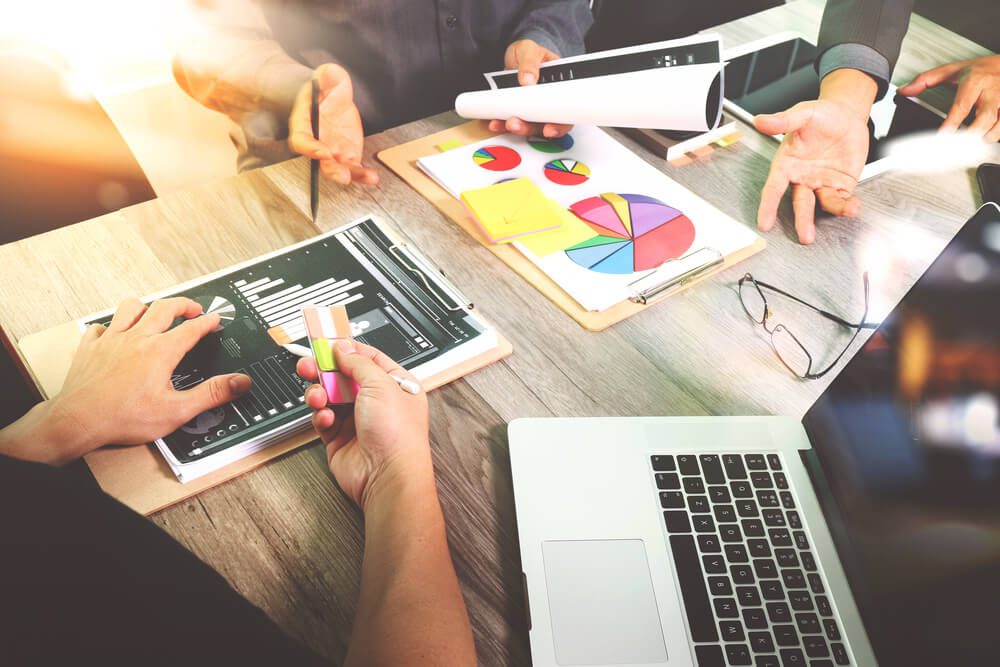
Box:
[0,2,996,664]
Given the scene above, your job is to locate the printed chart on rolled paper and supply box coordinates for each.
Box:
[417,125,760,312]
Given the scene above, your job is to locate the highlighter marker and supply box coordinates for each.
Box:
[302,305,358,404]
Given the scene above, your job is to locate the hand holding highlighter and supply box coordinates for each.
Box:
[302,305,359,404]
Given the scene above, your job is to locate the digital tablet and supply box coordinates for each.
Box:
[723,33,953,181]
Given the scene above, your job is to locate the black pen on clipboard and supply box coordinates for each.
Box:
[310,79,320,223]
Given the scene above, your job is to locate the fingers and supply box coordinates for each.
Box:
[297,356,319,382]
[488,118,572,138]
[319,157,379,186]
[941,80,982,132]
[968,94,1000,136]
[174,373,252,421]
[81,323,106,344]
[816,187,861,218]
[985,119,1000,144]
[792,185,817,245]
[753,101,817,136]
[332,340,398,389]
[897,61,968,96]
[541,122,572,138]
[757,162,790,232]
[164,312,222,356]
[503,117,542,136]
[108,298,147,332]
[134,297,203,334]
[289,81,333,160]
[514,40,546,86]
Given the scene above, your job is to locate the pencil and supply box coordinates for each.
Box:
[310,78,320,223]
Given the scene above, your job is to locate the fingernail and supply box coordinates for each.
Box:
[522,72,536,85]
[509,118,522,131]
[229,374,251,394]
[334,340,356,354]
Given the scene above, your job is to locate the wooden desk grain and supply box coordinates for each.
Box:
[0,2,996,664]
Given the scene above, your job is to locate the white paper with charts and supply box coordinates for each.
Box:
[417,125,760,312]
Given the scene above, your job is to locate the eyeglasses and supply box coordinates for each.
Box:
[738,272,878,380]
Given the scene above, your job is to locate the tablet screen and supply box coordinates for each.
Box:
[724,38,949,164]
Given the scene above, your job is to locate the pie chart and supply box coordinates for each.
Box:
[528,134,574,153]
[197,295,237,330]
[473,145,522,171]
[565,193,696,275]
[544,159,590,186]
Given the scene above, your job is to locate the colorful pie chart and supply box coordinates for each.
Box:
[473,145,522,171]
[528,134,575,153]
[565,193,696,275]
[544,159,591,186]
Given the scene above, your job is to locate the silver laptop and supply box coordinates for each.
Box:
[509,203,1000,667]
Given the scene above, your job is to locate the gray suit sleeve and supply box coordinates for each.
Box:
[816,0,914,98]
[509,0,594,57]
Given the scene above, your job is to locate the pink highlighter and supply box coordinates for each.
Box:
[302,305,358,404]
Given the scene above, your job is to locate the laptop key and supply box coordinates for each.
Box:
[731,565,754,585]
[743,607,768,629]
[811,661,834,667]
[803,636,829,658]
[704,555,726,574]
[656,472,681,489]
[726,644,753,666]
[710,485,732,503]
[748,539,771,557]
[794,531,810,550]
[757,490,779,507]
[720,620,746,641]
[766,601,792,623]
[715,504,737,523]
[768,529,792,546]
[779,648,806,665]
[651,454,675,471]
[660,491,685,508]
[724,454,748,479]
[689,495,711,513]
[737,586,762,607]
[685,477,707,494]
[731,481,753,498]
[786,511,802,529]
[664,511,692,533]
[695,516,716,533]
[749,630,775,653]
[753,558,778,579]
[774,472,789,490]
[714,597,739,618]
[709,576,733,596]
[831,643,850,665]
[808,573,825,594]
[668,535,718,642]
[695,645,726,667]
[736,500,758,518]
[767,453,782,470]
[721,525,743,542]
[780,491,796,509]
[745,454,767,470]
[815,596,833,617]
[699,535,722,553]
[800,551,817,572]
[701,455,725,483]
[742,519,765,537]
[678,454,699,475]
[755,655,780,667]
[773,624,799,647]
[760,579,785,601]
[725,544,749,563]
[789,590,813,611]
[750,472,773,488]
[795,612,820,635]
[763,509,786,527]
[823,618,841,641]
[775,548,798,568]
[781,569,806,589]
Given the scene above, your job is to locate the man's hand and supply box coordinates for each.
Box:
[488,39,573,138]
[899,55,1000,141]
[755,68,876,244]
[6,298,252,465]
[288,63,378,186]
[297,341,430,510]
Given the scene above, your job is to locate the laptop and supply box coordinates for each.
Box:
[509,202,1000,667]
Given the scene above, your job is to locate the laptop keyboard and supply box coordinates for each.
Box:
[650,453,851,667]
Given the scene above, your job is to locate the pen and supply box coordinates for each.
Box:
[310,78,320,223]
[282,343,421,396]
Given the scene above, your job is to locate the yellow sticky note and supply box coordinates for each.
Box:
[460,178,562,244]
[436,139,465,152]
[518,202,598,256]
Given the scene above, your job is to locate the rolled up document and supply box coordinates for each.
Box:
[456,35,725,132]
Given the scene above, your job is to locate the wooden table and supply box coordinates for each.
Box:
[0,2,995,664]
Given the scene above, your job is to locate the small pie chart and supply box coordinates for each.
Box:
[544,159,591,186]
[472,145,522,171]
[528,134,575,153]
[197,295,237,330]
[565,193,696,275]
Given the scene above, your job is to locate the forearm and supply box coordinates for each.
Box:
[346,458,475,667]
[819,69,878,121]
[0,399,93,466]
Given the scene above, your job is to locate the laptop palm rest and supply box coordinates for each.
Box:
[542,539,668,665]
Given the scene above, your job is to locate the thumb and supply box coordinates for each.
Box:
[754,101,817,136]
[332,341,392,389]
[515,41,546,86]
[176,374,252,420]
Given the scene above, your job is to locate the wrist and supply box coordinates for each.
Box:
[361,447,438,515]
[819,68,878,122]
[0,399,97,466]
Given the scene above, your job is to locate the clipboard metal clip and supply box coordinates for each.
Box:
[389,243,474,312]
[627,246,724,305]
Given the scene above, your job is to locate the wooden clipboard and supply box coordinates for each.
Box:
[18,316,510,517]
[378,120,766,331]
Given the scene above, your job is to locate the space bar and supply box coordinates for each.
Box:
[669,535,719,642]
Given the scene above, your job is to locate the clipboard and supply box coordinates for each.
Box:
[378,120,766,331]
[16,222,512,516]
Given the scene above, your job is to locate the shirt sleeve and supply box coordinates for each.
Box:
[815,0,915,99]
[509,0,594,57]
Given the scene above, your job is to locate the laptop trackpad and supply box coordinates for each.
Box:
[542,539,667,665]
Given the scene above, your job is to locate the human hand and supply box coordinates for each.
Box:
[288,63,379,186]
[488,39,572,138]
[296,341,430,510]
[755,69,876,244]
[48,298,252,460]
[898,55,1000,141]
